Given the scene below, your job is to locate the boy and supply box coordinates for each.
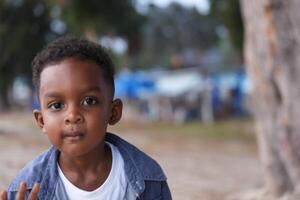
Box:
[0,37,172,200]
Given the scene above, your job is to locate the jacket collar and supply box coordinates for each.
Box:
[106,132,167,195]
[9,132,166,198]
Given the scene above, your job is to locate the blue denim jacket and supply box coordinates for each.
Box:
[7,133,172,200]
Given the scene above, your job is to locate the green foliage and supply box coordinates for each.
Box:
[0,0,53,109]
[210,0,244,52]
[135,3,218,68]
[0,0,144,109]
[60,0,145,54]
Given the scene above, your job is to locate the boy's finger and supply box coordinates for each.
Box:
[28,183,40,200]
[0,190,7,200]
[16,182,26,200]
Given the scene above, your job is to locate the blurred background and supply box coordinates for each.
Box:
[0,0,262,199]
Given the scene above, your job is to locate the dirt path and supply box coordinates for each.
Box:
[0,113,263,199]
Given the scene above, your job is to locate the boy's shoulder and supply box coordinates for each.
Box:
[7,133,167,191]
[106,132,167,181]
[8,146,57,192]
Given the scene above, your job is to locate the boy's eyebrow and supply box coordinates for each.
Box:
[43,86,102,98]
[84,86,102,93]
[43,92,61,99]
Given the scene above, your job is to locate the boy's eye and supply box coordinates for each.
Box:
[48,102,63,110]
[81,97,98,106]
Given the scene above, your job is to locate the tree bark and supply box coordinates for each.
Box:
[241,0,300,197]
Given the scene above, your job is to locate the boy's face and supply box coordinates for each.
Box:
[33,58,122,157]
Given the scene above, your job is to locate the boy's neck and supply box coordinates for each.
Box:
[58,142,112,191]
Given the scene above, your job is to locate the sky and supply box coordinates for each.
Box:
[136,0,210,14]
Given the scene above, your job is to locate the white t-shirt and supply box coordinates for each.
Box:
[57,142,128,200]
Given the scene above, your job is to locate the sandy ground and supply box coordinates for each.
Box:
[0,113,263,200]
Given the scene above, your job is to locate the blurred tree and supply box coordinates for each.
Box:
[0,0,144,110]
[0,0,52,110]
[56,0,145,55]
[210,0,244,62]
[136,3,218,68]
[242,0,300,198]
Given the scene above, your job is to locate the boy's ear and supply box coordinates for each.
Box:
[109,99,123,125]
[33,109,46,133]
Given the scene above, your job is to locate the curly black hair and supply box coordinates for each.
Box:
[32,36,115,98]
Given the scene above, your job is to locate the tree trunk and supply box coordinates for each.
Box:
[0,86,10,112]
[241,0,300,198]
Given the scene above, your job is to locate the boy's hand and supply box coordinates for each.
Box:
[0,182,40,200]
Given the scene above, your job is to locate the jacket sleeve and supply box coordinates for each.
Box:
[7,190,29,200]
[161,181,172,200]
[7,191,16,200]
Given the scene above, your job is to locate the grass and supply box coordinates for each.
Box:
[111,118,256,141]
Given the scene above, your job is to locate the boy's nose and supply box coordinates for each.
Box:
[64,107,84,124]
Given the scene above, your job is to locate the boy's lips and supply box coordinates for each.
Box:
[61,131,85,139]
